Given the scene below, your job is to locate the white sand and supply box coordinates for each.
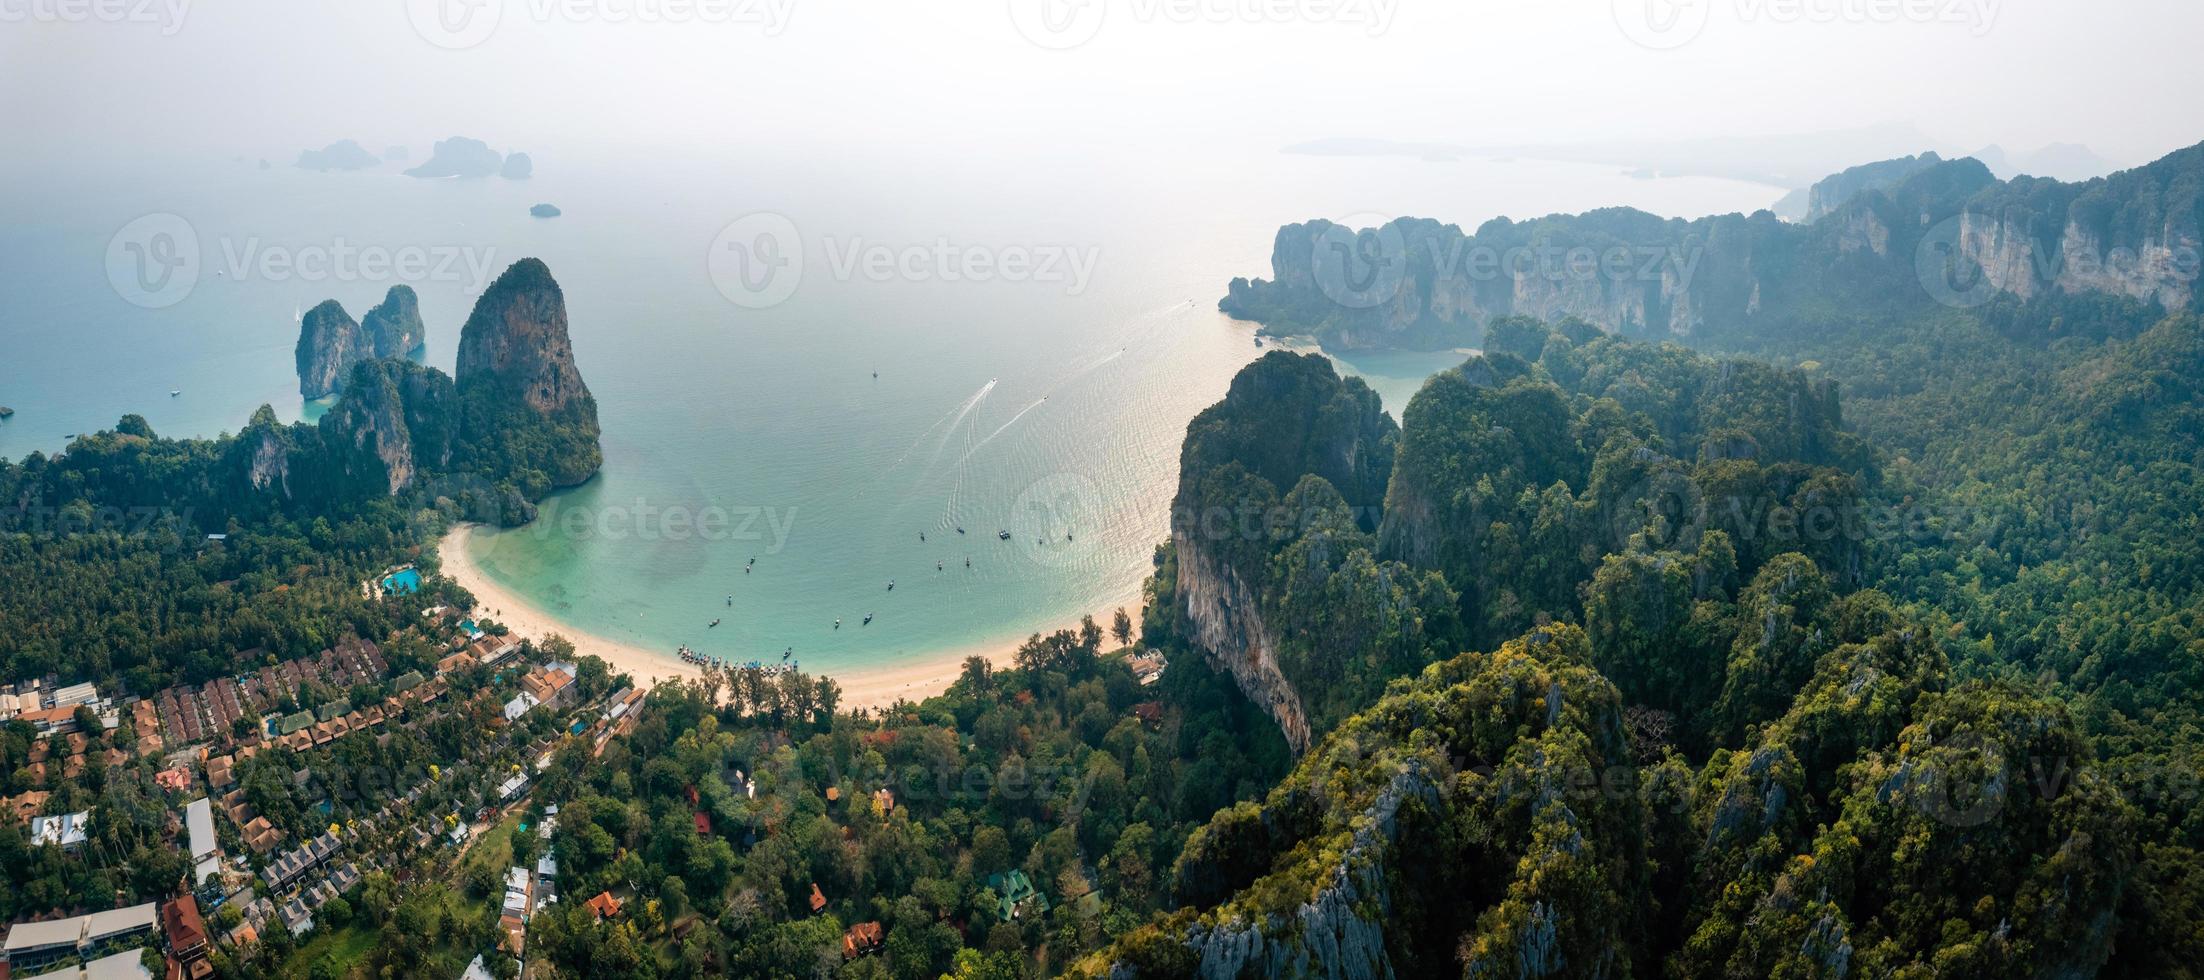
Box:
[436,524,1141,711]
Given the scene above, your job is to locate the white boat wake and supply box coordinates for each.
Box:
[888,378,995,471]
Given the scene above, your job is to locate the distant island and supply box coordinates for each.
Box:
[295,139,378,171]
[0,406,13,418]
[530,203,561,218]
[405,136,505,179]
[501,152,533,179]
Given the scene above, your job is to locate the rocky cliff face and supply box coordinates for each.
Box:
[1168,353,1400,749]
[454,258,603,488]
[235,405,292,497]
[1172,531,1312,754]
[457,259,593,415]
[1223,141,2204,349]
[1177,766,1435,979]
[295,300,365,398]
[1221,212,1776,349]
[318,360,455,495]
[361,285,425,357]
[1084,628,1644,980]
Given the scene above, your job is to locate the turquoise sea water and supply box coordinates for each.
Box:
[0,144,1783,677]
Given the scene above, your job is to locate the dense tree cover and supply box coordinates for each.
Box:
[0,718,189,922]
[1085,292,2197,975]
[0,262,603,690]
[1082,578,2134,977]
[1167,333,1875,737]
[0,415,447,689]
[1175,350,1398,527]
[1707,299,2204,976]
[506,624,1288,979]
[2,185,2199,978]
[1168,352,1457,731]
[1377,319,1871,647]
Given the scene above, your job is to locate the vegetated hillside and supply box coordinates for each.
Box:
[1165,323,1873,742]
[0,259,601,690]
[1119,302,2202,976]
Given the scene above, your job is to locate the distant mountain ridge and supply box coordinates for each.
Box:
[1221,140,2204,350]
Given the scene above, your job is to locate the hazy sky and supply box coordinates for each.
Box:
[3,0,2200,172]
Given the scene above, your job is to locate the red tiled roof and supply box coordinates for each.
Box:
[162,895,208,953]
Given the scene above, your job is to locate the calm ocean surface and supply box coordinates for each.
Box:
[0,144,1782,675]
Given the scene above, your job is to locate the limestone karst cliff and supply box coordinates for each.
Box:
[454,258,603,489]
[1222,141,2204,349]
[360,285,425,358]
[295,300,364,398]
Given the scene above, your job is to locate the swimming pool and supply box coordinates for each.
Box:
[382,568,422,595]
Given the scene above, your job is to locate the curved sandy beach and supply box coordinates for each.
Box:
[436,525,1141,711]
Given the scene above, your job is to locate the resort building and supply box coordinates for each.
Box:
[29,810,90,850]
[160,896,210,978]
[842,921,884,959]
[184,798,221,886]
[14,948,154,980]
[987,870,1049,922]
[0,902,158,974]
[585,892,622,922]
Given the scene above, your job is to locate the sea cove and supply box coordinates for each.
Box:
[0,143,1787,683]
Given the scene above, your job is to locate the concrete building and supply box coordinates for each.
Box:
[184,798,221,886]
[17,948,155,980]
[29,810,90,850]
[0,902,157,974]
